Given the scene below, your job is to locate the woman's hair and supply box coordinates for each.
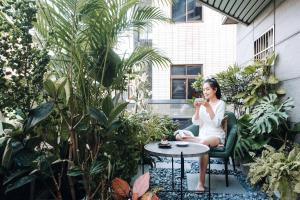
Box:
[204,78,222,99]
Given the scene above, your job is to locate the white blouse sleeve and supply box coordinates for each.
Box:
[210,101,225,127]
[192,112,203,126]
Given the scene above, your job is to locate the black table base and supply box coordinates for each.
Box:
[168,152,211,200]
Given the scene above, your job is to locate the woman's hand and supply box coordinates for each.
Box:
[200,101,210,108]
[194,99,210,108]
[193,100,201,108]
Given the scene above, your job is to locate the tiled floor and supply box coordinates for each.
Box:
[135,157,269,200]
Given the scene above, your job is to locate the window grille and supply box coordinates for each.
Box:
[254,27,274,60]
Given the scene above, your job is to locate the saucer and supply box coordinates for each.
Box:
[176,141,189,147]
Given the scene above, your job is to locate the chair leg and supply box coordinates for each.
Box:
[231,154,236,172]
[224,158,229,187]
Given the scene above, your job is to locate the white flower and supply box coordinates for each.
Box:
[17,37,22,43]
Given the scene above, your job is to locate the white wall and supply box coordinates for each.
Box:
[236,0,300,122]
[151,1,236,100]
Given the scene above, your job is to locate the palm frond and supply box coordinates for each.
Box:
[124,46,170,69]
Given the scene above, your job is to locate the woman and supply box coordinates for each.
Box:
[176,78,225,191]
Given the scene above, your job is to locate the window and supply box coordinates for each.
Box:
[254,27,274,60]
[172,0,202,22]
[170,65,202,99]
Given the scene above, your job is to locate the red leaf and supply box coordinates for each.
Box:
[133,172,150,197]
[111,178,130,198]
[152,194,159,200]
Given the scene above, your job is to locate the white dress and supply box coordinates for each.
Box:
[192,100,226,144]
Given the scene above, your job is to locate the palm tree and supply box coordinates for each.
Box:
[34,0,171,199]
[35,0,170,106]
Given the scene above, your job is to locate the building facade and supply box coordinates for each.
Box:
[150,0,236,100]
[235,0,300,122]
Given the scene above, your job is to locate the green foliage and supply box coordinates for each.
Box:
[124,111,179,144]
[250,94,294,134]
[23,102,54,132]
[216,64,247,107]
[248,145,300,200]
[215,54,282,116]
[212,54,297,162]
[0,132,61,197]
[234,114,269,160]
[32,0,172,198]
[112,111,179,181]
[191,74,204,95]
[0,0,49,116]
[35,0,170,109]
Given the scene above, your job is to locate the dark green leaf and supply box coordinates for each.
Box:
[102,96,114,117]
[67,166,83,177]
[2,122,15,130]
[89,107,108,126]
[44,79,56,98]
[5,175,36,194]
[25,136,42,149]
[107,120,122,134]
[14,150,38,168]
[108,102,129,124]
[89,161,104,176]
[24,102,54,132]
[3,169,31,186]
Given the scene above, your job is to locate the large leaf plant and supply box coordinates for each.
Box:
[32,0,171,199]
[248,145,300,200]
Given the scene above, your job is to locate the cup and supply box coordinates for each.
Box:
[195,98,204,102]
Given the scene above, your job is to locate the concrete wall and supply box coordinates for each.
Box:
[151,1,236,100]
[236,0,300,122]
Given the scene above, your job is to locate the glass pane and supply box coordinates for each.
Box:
[171,66,186,75]
[188,79,198,99]
[172,79,186,99]
[187,65,202,75]
[187,0,202,21]
[172,0,186,22]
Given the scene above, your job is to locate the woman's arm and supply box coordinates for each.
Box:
[192,101,201,125]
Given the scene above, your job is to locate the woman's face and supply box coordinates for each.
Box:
[203,82,217,100]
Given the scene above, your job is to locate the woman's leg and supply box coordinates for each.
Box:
[197,136,221,191]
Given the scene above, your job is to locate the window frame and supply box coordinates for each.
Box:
[254,26,274,60]
[171,0,203,23]
[170,64,202,99]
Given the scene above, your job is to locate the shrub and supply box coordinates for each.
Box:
[248,145,300,200]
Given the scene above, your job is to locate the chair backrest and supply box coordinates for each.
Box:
[224,111,238,152]
[225,111,237,133]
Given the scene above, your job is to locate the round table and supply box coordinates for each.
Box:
[144,141,210,157]
[144,141,211,200]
